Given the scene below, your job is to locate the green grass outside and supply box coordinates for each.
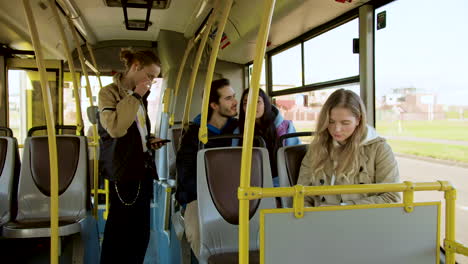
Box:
[377,120,468,141]
[387,139,468,163]
[291,120,468,163]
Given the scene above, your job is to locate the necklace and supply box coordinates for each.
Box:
[114,181,141,206]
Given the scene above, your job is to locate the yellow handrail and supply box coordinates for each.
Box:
[85,44,103,219]
[181,7,217,131]
[86,43,103,89]
[103,180,110,219]
[169,38,195,126]
[66,16,93,100]
[238,181,466,263]
[84,44,109,219]
[48,0,84,135]
[238,0,276,263]
[22,1,60,263]
[66,16,101,218]
[199,0,233,144]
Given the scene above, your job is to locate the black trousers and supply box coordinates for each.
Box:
[100,176,153,264]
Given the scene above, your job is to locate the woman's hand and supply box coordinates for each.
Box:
[148,137,170,150]
[134,79,152,97]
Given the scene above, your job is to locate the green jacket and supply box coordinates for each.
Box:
[297,126,401,206]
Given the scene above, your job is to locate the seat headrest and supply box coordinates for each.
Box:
[285,145,308,186]
[87,106,99,125]
[171,128,182,152]
[29,137,81,196]
[0,138,8,178]
[205,148,263,225]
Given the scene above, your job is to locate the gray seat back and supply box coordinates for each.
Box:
[261,203,439,264]
[197,147,275,263]
[16,135,88,223]
[277,144,308,207]
[0,137,20,225]
[168,127,182,181]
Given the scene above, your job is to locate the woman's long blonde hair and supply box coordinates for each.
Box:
[309,89,367,175]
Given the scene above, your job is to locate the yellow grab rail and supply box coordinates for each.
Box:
[237,181,466,263]
[66,16,101,218]
[169,38,195,126]
[85,43,109,219]
[22,1,60,263]
[199,0,233,144]
[86,43,104,100]
[66,16,92,99]
[238,0,276,263]
[181,8,217,131]
[49,0,84,135]
[84,44,104,219]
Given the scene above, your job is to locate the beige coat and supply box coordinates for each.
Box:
[98,73,141,138]
[297,126,401,206]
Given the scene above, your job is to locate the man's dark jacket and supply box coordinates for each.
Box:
[175,115,238,206]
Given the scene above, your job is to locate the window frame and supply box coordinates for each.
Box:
[245,8,360,98]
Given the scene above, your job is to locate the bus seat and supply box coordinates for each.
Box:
[197,147,275,264]
[2,135,88,238]
[277,144,308,208]
[0,134,20,227]
[168,127,182,181]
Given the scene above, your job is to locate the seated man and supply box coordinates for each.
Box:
[176,78,238,258]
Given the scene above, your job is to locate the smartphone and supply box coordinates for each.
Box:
[151,139,171,145]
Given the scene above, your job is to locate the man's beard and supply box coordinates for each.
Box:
[219,106,237,118]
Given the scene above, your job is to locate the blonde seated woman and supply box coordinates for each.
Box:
[297,89,401,207]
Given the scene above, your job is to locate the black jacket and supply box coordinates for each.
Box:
[175,117,238,206]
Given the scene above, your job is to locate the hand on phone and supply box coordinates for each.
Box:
[148,138,171,150]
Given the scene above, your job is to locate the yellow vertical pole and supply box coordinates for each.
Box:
[85,44,102,219]
[238,0,276,263]
[86,43,103,90]
[48,0,84,135]
[181,9,217,131]
[199,0,233,143]
[445,189,457,264]
[103,180,109,219]
[67,16,99,217]
[22,1,60,264]
[66,16,92,100]
[169,38,195,126]
[85,45,109,220]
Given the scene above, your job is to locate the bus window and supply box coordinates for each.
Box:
[304,18,358,85]
[273,83,360,144]
[247,61,266,91]
[375,1,468,262]
[272,44,302,91]
[8,69,58,143]
[63,74,113,132]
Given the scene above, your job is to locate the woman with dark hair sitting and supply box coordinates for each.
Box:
[235,88,300,187]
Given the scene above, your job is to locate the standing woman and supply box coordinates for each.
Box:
[297,89,400,207]
[98,48,166,263]
[236,88,300,187]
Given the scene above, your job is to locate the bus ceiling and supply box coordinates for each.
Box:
[0,0,372,64]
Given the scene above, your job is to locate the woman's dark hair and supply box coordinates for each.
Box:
[120,48,161,73]
[239,89,278,175]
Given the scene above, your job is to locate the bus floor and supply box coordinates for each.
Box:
[397,156,468,264]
